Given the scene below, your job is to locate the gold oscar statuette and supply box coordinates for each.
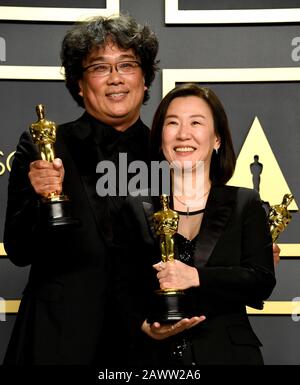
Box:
[30,104,79,228]
[153,194,179,263]
[268,193,294,242]
[147,195,193,323]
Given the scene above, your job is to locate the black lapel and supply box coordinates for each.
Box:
[141,200,156,239]
[57,113,113,242]
[141,186,236,267]
[193,185,237,268]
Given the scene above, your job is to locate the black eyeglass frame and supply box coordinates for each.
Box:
[83,60,141,76]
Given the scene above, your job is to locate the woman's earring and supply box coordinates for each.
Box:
[214,148,218,155]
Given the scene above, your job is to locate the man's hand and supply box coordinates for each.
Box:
[28,158,64,198]
[273,243,281,267]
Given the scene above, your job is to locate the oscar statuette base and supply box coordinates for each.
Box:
[147,288,192,324]
[40,195,80,228]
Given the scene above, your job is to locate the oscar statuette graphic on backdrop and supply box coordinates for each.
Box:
[249,154,295,254]
[268,193,294,243]
[30,104,79,228]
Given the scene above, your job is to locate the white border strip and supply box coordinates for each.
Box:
[0,66,64,80]
[247,301,300,315]
[3,300,299,315]
[0,0,120,22]
[0,243,6,256]
[1,243,300,257]
[278,244,300,257]
[165,0,300,24]
[162,67,300,97]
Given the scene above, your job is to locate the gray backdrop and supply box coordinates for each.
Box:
[0,0,299,365]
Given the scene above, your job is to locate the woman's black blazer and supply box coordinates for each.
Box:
[115,185,276,365]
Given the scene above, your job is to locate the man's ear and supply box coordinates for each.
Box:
[143,75,148,92]
[78,79,83,97]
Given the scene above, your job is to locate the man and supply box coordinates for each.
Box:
[3,14,159,365]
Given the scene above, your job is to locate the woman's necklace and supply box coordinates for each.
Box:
[174,189,210,217]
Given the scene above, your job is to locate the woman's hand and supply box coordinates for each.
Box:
[273,243,281,267]
[141,316,206,341]
[153,260,200,290]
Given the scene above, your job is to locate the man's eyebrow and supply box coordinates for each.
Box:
[88,53,137,63]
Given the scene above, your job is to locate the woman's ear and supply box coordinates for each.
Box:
[214,135,221,151]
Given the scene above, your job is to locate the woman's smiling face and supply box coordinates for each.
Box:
[161,95,221,169]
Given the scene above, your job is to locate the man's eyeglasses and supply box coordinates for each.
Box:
[83,61,141,77]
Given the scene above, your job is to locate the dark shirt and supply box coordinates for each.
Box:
[89,112,150,217]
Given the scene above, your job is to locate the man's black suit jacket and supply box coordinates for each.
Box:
[3,112,150,364]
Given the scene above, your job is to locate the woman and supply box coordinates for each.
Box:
[116,84,276,365]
